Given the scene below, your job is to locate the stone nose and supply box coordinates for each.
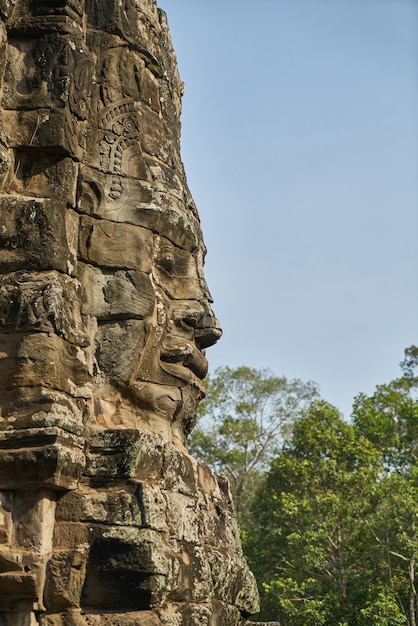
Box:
[194,305,222,349]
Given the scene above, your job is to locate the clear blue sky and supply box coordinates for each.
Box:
[160,0,418,417]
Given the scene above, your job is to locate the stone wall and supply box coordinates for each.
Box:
[0,1,261,624]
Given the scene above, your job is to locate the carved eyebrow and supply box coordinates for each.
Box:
[154,240,196,279]
[157,240,174,253]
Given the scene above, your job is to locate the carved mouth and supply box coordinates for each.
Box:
[160,335,208,382]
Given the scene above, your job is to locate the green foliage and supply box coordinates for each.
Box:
[244,346,418,625]
[352,378,418,471]
[359,590,408,626]
[400,345,418,383]
[245,401,384,624]
[191,348,418,624]
[190,365,319,519]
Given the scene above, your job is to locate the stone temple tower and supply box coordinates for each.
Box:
[0,1,261,624]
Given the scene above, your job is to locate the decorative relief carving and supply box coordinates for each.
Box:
[29,0,84,22]
[7,0,84,35]
[2,34,93,115]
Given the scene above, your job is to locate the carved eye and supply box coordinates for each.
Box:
[157,252,175,274]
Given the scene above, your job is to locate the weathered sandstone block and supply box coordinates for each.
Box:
[0,197,78,274]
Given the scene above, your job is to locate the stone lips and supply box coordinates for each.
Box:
[0,0,261,624]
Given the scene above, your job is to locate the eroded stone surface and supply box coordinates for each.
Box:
[0,0,260,623]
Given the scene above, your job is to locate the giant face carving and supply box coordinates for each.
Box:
[0,5,222,449]
[81,202,222,446]
[74,50,222,447]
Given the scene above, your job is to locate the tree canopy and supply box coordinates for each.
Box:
[189,365,319,519]
[191,347,418,625]
[243,346,418,624]
[245,401,386,624]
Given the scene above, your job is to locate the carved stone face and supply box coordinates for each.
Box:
[65,32,222,446]
[0,5,222,447]
[85,209,222,444]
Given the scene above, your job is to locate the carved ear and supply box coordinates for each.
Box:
[123,144,148,180]
[77,178,103,215]
[69,59,93,120]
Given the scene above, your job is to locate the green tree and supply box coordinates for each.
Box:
[244,347,418,625]
[351,346,418,625]
[353,348,418,472]
[245,401,387,625]
[400,345,418,384]
[190,365,319,520]
[364,470,418,626]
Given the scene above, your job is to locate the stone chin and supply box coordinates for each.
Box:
[131,342,207,444]
[93,340,207,445]
[130,376,203,446]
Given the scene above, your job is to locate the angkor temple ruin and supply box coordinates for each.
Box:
[0,1,266,624]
